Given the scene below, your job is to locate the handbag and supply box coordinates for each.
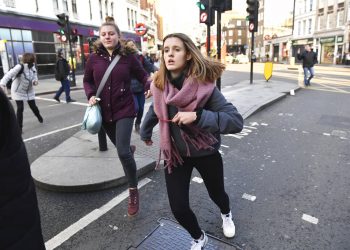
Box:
[82,55,121,134]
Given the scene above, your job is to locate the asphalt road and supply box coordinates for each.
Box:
[18,65,350,250]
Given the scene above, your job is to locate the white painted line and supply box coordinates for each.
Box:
[302,131,309,134]
[23,123,82,142]
[225,134,243,139]
[302,214,319,224]
[291,128,298,131]
[323,133,331,136]
[221,144,229,148]
[45,177,152,250]
[243,125,258,129]
[36,96,89,107]
[192,177,203,184]
[242,193,256,201]
[260,123,268,126]
[249,122,259,126]
[290,89,295,95]
[219,150,224,155]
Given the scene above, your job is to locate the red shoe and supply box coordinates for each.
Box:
[128,188,139,217]
[130,145,136,157]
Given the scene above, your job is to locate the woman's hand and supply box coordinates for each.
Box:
[145,89,152,98]
[89,96,99,106]
[172,112,196,125]
[144,139,153,146]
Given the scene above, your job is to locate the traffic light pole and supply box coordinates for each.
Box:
[206,24,210,57]
[216,11,221,91]
[250,31,254,84]
[66,15,76,87]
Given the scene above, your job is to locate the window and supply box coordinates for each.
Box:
[53,0,59,10]
[237,39,242,45]
[309,0,313,11]
[308,19,312,34]
[111,2,114,17]
[304,0,307,13]
[303,20,306,35]
[337,3,344,27]
[72,0,77,14]
[327,6,333,14]
[237,20,241,26]
[99,0,103,20]
[228,39,233,45]
[131,10,134,28]
[89,0,92,19]
[298,21,301,35]
[238,30,242,36]
[127,8,131,30]
[4,0,15,8]
[105,0,108,16]
[63,0,68,12]
[228,30,233,36]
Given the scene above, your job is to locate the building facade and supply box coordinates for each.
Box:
[0,0,161,78]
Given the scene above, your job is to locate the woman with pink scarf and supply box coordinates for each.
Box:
[140,33,243,250]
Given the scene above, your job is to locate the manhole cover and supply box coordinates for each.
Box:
[128,218,242,250]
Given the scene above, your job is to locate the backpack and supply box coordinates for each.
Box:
[5,64,24,89]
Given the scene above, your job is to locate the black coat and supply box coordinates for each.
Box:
[0,89,45,250]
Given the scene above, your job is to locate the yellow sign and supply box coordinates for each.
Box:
[264,62,273,81]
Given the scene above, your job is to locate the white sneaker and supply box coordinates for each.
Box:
[221,211,236,238]
[190,230,208,250]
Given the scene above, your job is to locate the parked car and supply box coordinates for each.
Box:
[233,54,249,64]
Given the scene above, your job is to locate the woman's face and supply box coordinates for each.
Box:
[163,37,191,78]
[126,41,138,51]
[100,25,119,51]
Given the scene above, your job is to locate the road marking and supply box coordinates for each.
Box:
[221,144,229,148]
[323,133,331,136]
[23,123,82,142]
[242,193,256,201]
[302,214,319,224]
[36,96,89,106]
[45,177,152,250]
[192,177,203,183]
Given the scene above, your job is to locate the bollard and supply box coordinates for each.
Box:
[98,128,108,151]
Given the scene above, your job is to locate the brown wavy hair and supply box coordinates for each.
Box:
[153,33,225,91]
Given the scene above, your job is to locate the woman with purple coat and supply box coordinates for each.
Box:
[83,19,150,217]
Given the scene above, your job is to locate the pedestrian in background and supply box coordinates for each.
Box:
[297,44,318,86]
[53,49,76,103]
[0,53,43,134]
[0,88,45,250]
[140,33,243,250]
[125,39,155,133]
[83,17,150,217]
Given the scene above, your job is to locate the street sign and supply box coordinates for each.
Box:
[249,23,255,32]
[200,12,208,22]
[134,23,147,36]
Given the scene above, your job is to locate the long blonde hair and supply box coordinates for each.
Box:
[153,33,225,90]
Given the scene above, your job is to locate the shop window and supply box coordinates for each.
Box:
[0,28,11,40]
[11,29,22,41]
[23,42,34,53]
[22,30,32,41]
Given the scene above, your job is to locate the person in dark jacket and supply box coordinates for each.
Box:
[125,39,155,133]
[297,44,318,86]
[0,88,45,250]
[83,18,150,217]
[53,49,76,103]
[140,33,243,250]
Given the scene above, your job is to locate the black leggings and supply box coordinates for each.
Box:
[164,151,230,239]
[15,100,41,129]
[103,117,138,188]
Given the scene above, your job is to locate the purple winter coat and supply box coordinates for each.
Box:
[83,45,149,123]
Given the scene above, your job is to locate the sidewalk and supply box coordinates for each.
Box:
[30,75,301,192]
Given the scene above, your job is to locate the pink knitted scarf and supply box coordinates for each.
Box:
[151,77,218,173]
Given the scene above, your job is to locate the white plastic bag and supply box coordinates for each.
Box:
[81,104,102,134]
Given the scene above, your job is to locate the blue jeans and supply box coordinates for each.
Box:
[303,67,314,86]
[55,78,71,101]
[133,92,145,125]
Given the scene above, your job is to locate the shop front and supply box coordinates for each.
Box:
[320,37,335,64]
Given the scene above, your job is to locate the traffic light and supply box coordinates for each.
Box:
[56,13,67,42]
[246,0,259,32]
[213,0,232,12]
[197,0,215,26]
[71,28,78,43]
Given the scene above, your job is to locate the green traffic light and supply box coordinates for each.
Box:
[196,2,205,10]
[58,28,65,35]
